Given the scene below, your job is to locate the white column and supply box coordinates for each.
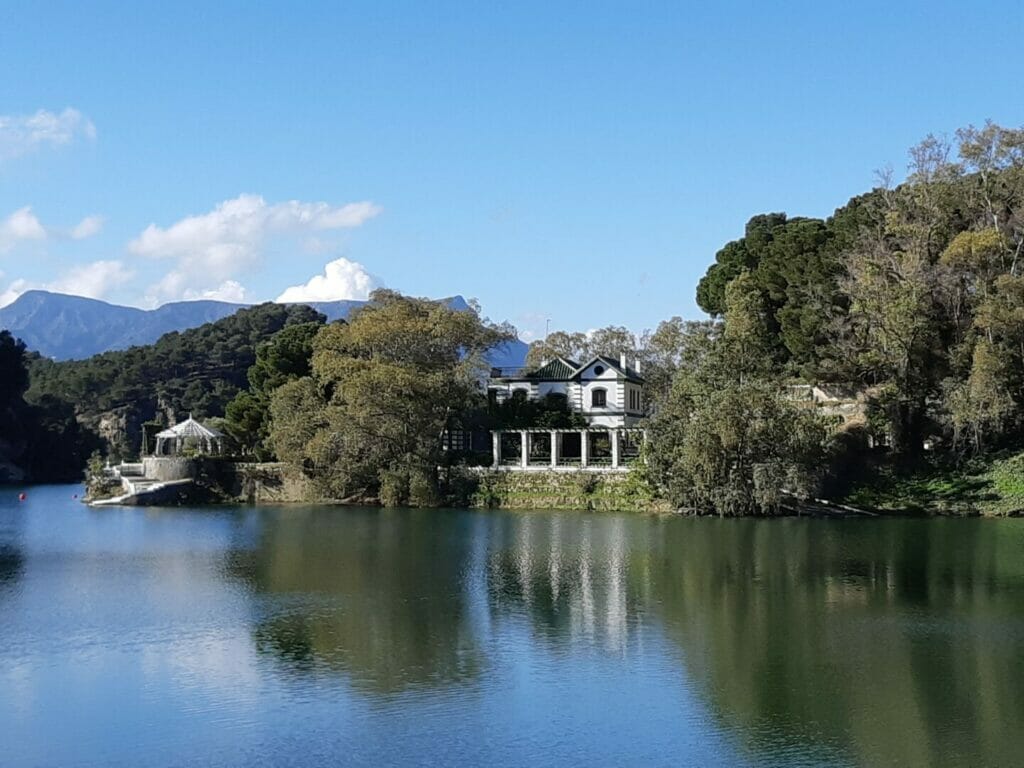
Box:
[611,429,620,469]
[520,431,529,468]
[550,431,559,468]
[581,430,589,468]
[492,432,500,469]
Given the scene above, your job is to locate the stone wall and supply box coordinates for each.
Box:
[470,469,670,513]
[142,457,198,481]
[114,459,319,504]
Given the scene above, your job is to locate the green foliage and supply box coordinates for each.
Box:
[223,320,323,458]
[649,283,829,515]
[650,373,829,515]
[0,331,101,481]
[525,326,640,368]
[695,213,838,372]
[695,121,1024,466]
[0,330,29,405]
[27,302,324,457]
[656,243,846,513]
[491,391,586,429]
[224,391,268,456]
[843,449,1024,517]
[247,322,321,394]
[269,290,513,506]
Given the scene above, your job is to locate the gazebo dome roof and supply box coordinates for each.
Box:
[155,415,223,440]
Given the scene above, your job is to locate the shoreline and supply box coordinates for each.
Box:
[6,482,1016,518]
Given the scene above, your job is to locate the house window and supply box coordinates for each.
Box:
[592,388,607,407]
[594,365,605,375]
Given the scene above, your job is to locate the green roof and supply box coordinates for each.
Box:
[527,357,579,380]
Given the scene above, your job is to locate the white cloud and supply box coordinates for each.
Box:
[0,278,27,308]
[0,260,133,308]
[0,108,96,160]
[48,260,133,298]
[276,257,379,303]
[183,280,248,303]
[0,207,104,252]
[0,207,47,251]
[130,194,381,302]
[70,215,104,239]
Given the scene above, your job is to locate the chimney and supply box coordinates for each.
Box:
[635,358,642,375]
[620,352,627,370]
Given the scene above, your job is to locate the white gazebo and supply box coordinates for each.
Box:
[154,415,224,456]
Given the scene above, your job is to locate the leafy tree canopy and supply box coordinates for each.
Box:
[270,290,514,505]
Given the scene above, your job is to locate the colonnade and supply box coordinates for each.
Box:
[490,429,645,471]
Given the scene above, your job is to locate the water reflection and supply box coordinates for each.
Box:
[238,509,1024,766]
[0,544,22,587]
[0,495,25,595]
[485,514,639,653]
[233,507,485,693]
[635,519,1024,767]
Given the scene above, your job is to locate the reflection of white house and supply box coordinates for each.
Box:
[489,354,645,428]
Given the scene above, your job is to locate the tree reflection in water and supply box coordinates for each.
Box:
[636,518,1024,767]
[0,544,23,590]
[235,507,1024,766]
[229,507,486,694]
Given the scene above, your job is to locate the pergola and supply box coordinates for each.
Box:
[154,415,224,456]
[490,428,647,471]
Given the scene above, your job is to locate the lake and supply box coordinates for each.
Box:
[1,485,1022,767]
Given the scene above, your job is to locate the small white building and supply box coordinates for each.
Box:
[153,415,225,456]
[489,353,645,428]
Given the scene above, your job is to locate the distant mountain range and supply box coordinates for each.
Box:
[0,290,528,366]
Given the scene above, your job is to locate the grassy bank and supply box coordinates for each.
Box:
[840,450,1024,517]
[470,469,671,513]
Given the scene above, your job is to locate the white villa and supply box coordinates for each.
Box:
[489,353,645,428]
[487,354,647,471]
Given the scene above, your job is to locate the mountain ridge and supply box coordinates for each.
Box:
[0,290,527,366]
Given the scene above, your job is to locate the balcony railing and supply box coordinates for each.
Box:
[489,366,532,379]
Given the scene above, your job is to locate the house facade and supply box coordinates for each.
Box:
[489,353,645,428]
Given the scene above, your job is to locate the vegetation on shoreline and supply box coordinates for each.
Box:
[267,290,515,506]
[842,451,1024,516]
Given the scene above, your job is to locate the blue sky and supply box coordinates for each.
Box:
[1,1,1023,340]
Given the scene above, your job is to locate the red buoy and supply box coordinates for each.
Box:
[18,492,27,501]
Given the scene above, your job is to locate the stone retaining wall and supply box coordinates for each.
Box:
[470,469,670,513]
[142,457,198,481]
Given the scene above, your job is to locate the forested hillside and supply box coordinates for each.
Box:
[694,122,1024,460]
[27,303,325,458]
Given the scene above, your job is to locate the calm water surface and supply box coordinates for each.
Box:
[1,486,1022,767]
